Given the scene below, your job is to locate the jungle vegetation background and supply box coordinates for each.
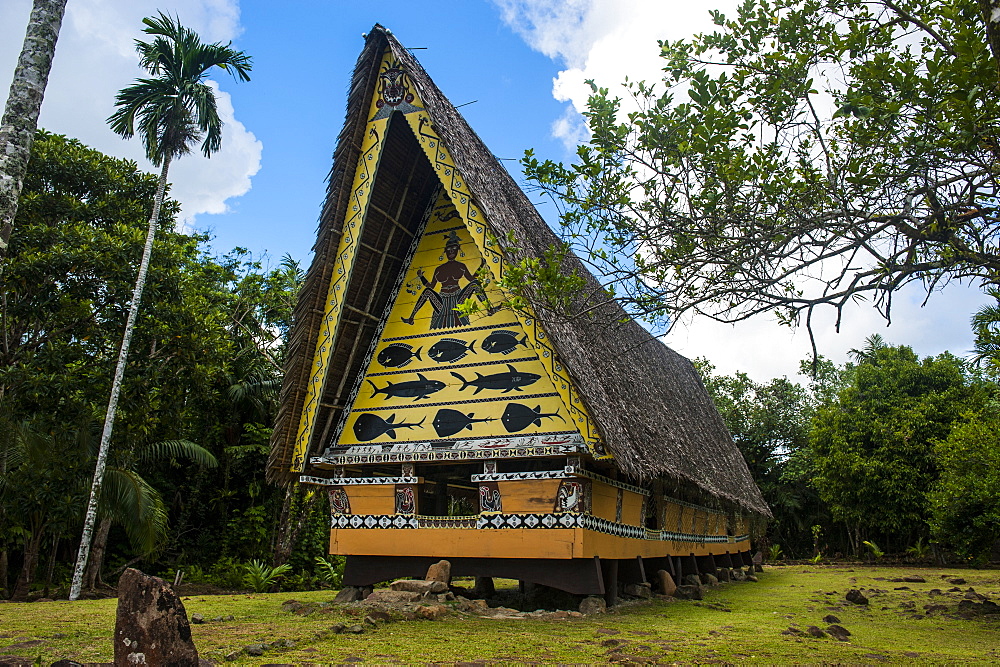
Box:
[3,0,1000,601]
[1,131,998,602]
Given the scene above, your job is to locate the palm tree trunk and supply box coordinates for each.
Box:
[83,518,112,591]
[0,0,67,261]
[69,155,172,601]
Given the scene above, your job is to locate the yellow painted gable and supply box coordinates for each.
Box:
[295,47,607,469]
[335,190,576,448]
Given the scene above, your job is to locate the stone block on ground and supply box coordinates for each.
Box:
[730,569,746,582]
[717,569,731,582]
[424,560,451,583]
[624,582,652,598]
[826,624,851,641]
[416,604,448,620]
[682,574,702,587]
[674,585,705,600]
[579,596,607,615]
[333,586,365,603]
[364,590,421,604]
[458,598,489,613]
[700,573,719,586]
[390,579,447,594]
[845,589,869,605]
[656,570,676,597]
[114,568,199,666]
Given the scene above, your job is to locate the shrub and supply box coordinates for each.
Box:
[242,560,292,593]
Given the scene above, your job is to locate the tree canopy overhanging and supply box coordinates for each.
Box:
[522,0,1000,335]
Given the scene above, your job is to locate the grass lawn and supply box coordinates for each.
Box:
[0,564,998,664]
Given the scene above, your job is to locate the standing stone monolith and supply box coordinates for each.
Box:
[114,568,198,665]
[425,559,451,583]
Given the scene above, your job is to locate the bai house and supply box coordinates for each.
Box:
[269,25,770,600]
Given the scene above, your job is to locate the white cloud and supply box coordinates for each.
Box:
[0,0,258,228]
[497,0,992,381]
[668,282,990,382]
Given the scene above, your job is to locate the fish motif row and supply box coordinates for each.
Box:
[353,403,565,442]
[377,329,528,368]
[367,364,539,401]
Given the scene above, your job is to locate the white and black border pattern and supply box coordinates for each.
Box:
[330,511,750,544]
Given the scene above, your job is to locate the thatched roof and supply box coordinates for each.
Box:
[269,25,769,518]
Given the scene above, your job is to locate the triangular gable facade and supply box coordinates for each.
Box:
[283,47,604,472]
[271,26,769,524]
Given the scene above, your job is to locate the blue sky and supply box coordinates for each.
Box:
[0,0,990,380]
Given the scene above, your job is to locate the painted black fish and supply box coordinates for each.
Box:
[377,342,422,368]
[368,373,445,401]
[353,413,426,442]
[482,330,529,355]
[451,364,541,395]
[429,338,476,363]
[500,403,566,433]
[432,408,494,438]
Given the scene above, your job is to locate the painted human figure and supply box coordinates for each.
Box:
[402,230,491,328]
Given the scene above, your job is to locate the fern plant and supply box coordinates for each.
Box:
[862,540,884,559]
[314,556,344,588]
[906,538,932,560]
[243,560,291,593]
[767,544,783,562]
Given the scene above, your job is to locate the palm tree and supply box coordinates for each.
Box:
[69,12,251,601]
[0,0,67,262]
[971,288,1000,369]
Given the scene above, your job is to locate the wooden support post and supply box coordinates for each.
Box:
[602,559,619,607]
[434,480,448,516]
[636,556,647,584]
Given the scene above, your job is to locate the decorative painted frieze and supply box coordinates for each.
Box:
[330,510,750,545]
[301,475,422,486]
[312,438,585,466]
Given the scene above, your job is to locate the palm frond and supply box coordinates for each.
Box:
[100,468,168,554]
[108,11,251,163]
[134,439,218,468]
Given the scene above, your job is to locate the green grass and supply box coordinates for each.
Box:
[1,564,998,664]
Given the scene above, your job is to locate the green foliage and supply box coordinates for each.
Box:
[0,131,315,597]
[906,537,932,561]
[108,11,252,164]
[313,556,345,589]
[928,409,1000,565]
[695,358,825,556]
[809,343,981,552]
[242,559,291,593]
[523,0,1000,334]
[767,544,783,562]
[863,540,884,559]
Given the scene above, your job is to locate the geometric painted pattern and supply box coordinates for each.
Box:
[311,441,584,466]
[330,511,747,544]
[301,474,421,486]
